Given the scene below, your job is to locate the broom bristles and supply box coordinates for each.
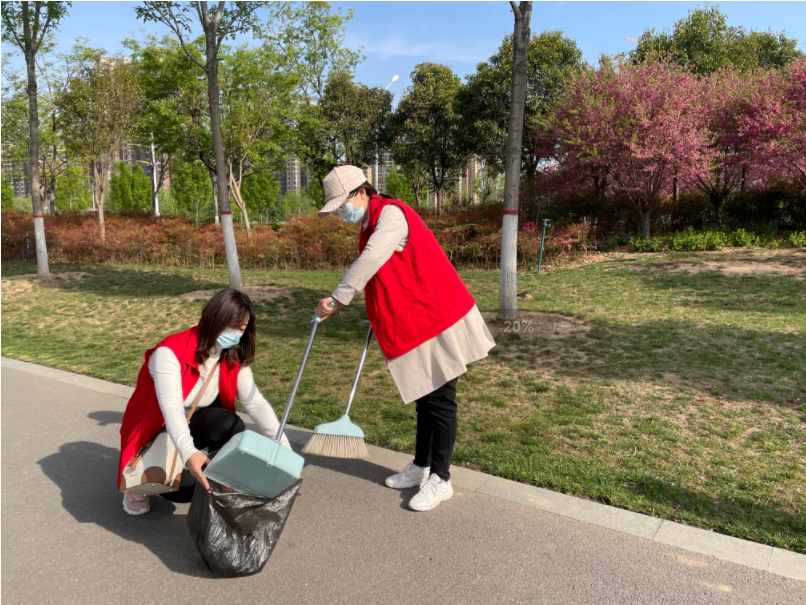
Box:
[301,433,369,459]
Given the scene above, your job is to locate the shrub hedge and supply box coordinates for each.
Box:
[1,208,598,270]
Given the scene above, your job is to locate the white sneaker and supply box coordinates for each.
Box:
[408,473,453,512]
[385,462,430,489]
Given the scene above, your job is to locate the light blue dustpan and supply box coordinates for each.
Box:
[204,314,323,497]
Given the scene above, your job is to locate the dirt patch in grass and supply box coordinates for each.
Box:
[180,285,294,302]
[674,261,805,277]
[482,311,591,340]
[1,271,92,299]
[2,271,92,282]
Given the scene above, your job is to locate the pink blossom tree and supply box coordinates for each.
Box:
[738,59,806,193]
[555,59,710,238]
[694,68,752,218]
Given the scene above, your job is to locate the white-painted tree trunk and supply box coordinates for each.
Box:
[497,1,532,322]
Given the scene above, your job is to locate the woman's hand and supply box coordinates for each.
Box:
[186,451,212,491]
[316,297,341,321]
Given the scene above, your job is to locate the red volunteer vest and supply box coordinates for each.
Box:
[117,327,239,486]
[360,196,475,360]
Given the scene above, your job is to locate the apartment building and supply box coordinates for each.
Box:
[426,158,481,207]
[278,156,310,195]
[1,159,31,197]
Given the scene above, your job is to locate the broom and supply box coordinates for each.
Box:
[302,326,372,459]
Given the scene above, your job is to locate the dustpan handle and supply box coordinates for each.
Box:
[276,313,325,442]
[344,326,373,416]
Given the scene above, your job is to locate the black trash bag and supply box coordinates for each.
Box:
[186,478,302,577]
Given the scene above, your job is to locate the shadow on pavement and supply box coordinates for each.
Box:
[37,441,213,578]
[88,411,125,426]
[301,452,420,511]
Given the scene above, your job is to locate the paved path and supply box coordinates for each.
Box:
[2,360,805,604]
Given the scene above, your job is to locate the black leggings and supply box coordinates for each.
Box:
[412,377,459,482]
[159,405,245,503]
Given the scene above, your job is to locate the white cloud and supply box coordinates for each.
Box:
[348,31,489,64]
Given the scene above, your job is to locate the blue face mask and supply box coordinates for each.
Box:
[217,328,243,349]
[336,199,365,224]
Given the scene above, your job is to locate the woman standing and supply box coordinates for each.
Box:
[118,289,291,515]
[315,165,495,512]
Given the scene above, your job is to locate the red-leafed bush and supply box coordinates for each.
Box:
[1,209,594,270]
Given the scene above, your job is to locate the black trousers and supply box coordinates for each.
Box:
[159,404,245,503]
[412,377,459,482]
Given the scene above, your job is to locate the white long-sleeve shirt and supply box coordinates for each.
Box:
[331,204,496,403]
[148,346,291,466]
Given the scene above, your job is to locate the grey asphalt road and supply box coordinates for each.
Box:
[2,366,804,605]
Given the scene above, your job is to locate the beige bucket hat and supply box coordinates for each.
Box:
[318,165,369,218]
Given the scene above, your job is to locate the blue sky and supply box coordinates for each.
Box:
[2,1,805,98]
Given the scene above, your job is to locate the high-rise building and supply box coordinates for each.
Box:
[1,158,31,197]
[373,150,396,193]
[425,157,481,207]
[278,157,309,195]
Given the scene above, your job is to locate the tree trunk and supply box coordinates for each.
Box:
[151,138,160,216]
[740,166,746,194]
[210,171,219,224]
[497,1,532,323]
[713,195,724,220]
[98,188,107,243]
[228,165,252,239]
[205,34,243,290]
[638,206,651,240]
[673,171,679,205]
[436,187,443,216]
[25,48,50,276]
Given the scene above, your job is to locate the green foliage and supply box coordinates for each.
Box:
[668,228,726,252]
[319,71,391,167]
[631,5,804,76]
[170,159,211,224]
[275,190,319,222]
[789,232,806,248]
[631,227,794,253]
[266,2,364,104]
[728,228,758,248]
[156,188,178,217]
[13,195,33,212]
[458,30,585,175]
[55,166,92,212]
[108,162,152,213]
[631,236,665,252]
[384,165,417,206]
[1,178,15,210]
[1,2,71,53]
[242,173,280,222]
[265,1,364,185]
[391,62,464,213]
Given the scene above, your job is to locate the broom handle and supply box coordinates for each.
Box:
[276,310,328,442]
[344,326,373,416]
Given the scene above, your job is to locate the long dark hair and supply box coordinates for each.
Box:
[196,289,256,367]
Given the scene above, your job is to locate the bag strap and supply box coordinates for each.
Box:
[129,359,222,469]
[185,359,221,423]
[165,358,222,486]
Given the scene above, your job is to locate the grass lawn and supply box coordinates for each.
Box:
[2,248,805,552]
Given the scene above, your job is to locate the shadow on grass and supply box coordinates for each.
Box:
[486,309,806,409]
[37,441,212,577]
[636,268,806,316]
